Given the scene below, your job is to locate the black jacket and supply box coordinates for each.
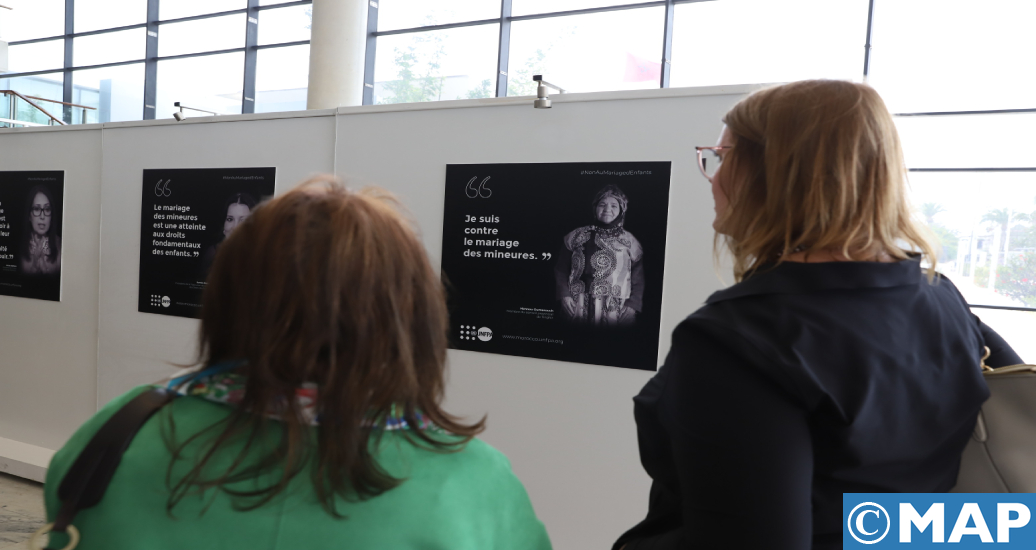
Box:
[615,259,1021,550]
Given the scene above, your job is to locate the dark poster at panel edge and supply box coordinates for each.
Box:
[0,171,65,302]
[441,162,672,371]
[138,167,276,319]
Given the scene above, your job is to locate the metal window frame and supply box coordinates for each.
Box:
[3,0,313,121]
[364,0,715,103]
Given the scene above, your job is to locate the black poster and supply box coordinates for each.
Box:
[0,171,65,302]
[138,168,275,318]
[441,162,672,371]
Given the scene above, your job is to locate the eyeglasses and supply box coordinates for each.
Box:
[695,146,733,181]
[32,205,52,217]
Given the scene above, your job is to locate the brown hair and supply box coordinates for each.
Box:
[716,79,936,281]
[166,175,483,515]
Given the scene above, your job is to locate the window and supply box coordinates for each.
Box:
[1,0,313,123]
[7,40,65,74]
[374,24,499,104]
[0,0,64,43]
[75,0,147,34]
[868,0,1036,113]
[255,44,309,113]
[508,7,664,95]
[160,0,245,21]
[156,52,245,117]
[72,64,146,123]
[512,0,658,17]
[158,14,247,58]
[74,28,147,67]
[0,73,64,126]
[257,4,313,46]
[669,0,869,88]
[378,0,500,32]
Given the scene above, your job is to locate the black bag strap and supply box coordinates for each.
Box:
[52,387,178,534]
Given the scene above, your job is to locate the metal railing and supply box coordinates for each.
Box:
[0,90,96,128]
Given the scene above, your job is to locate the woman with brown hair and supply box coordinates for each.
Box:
[43,177,551,550]
[614,80,1020,549]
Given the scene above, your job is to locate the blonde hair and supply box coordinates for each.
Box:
[716,79,935,281]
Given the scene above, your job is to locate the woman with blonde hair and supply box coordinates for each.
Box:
[614,80,1020,549]
[43,177,551,550]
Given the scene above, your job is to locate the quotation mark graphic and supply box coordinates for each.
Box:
[154,179,172,197]
[464,176,492,198]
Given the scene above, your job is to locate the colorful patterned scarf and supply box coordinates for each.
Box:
[180,372,434,430]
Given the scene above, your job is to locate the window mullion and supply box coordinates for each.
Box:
[242,0,259,114]
[143,0,159,120]
[362,0,378,105]
[660,0,674,88]
[63,0,74,122]
[495,0,512,97]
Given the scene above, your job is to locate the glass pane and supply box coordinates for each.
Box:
[896,113,1036,170]
[74,28,146,67]
[0,73,64,126]
[156,52,244,118]
[0,0,63,42]
[7,39,64,74]
[255,44,309,113]
[159,14,246,57]
[160,0,245,21]
[507,7,663,96]
[513,0,656,17]
[259,0,298,5]
[374,24,499,104]
[910,171,1036,309]
[378,0,500,32]
[72,63,145,123]
[257,4,312,46]
[972,308,1036,363]
[869,0,1036,113]
[670,0,868,89]
[75,0,146,33]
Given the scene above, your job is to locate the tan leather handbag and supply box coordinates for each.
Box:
[951,348,1036,493]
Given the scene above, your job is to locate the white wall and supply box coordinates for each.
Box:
[0,126,102,480]
[0,86,753,548]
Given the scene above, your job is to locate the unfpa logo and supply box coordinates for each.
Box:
[845,494,1035,547]
[458,325,492,342]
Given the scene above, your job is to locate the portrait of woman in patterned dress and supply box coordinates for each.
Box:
[554,184,645,326]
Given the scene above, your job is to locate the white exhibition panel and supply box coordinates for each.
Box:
[96,113,337,405]
[0,86,752,548]
[334,87,748,550]
[0,126,102,457]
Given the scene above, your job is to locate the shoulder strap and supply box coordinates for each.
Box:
[52,387,178,534]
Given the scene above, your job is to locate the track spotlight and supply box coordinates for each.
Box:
[533,75,565,109]
[172,101,216,121]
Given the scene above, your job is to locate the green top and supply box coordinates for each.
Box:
[45,385,552,550]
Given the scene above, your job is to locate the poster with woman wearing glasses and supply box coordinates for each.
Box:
[0,171,64,302]
[440,162,671,371]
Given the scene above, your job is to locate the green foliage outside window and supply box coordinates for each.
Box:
[993,251,1036,307]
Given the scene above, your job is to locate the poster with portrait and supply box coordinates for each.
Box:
[441,162,671,371]
[137,167,275,318]
[0,171,65,302]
